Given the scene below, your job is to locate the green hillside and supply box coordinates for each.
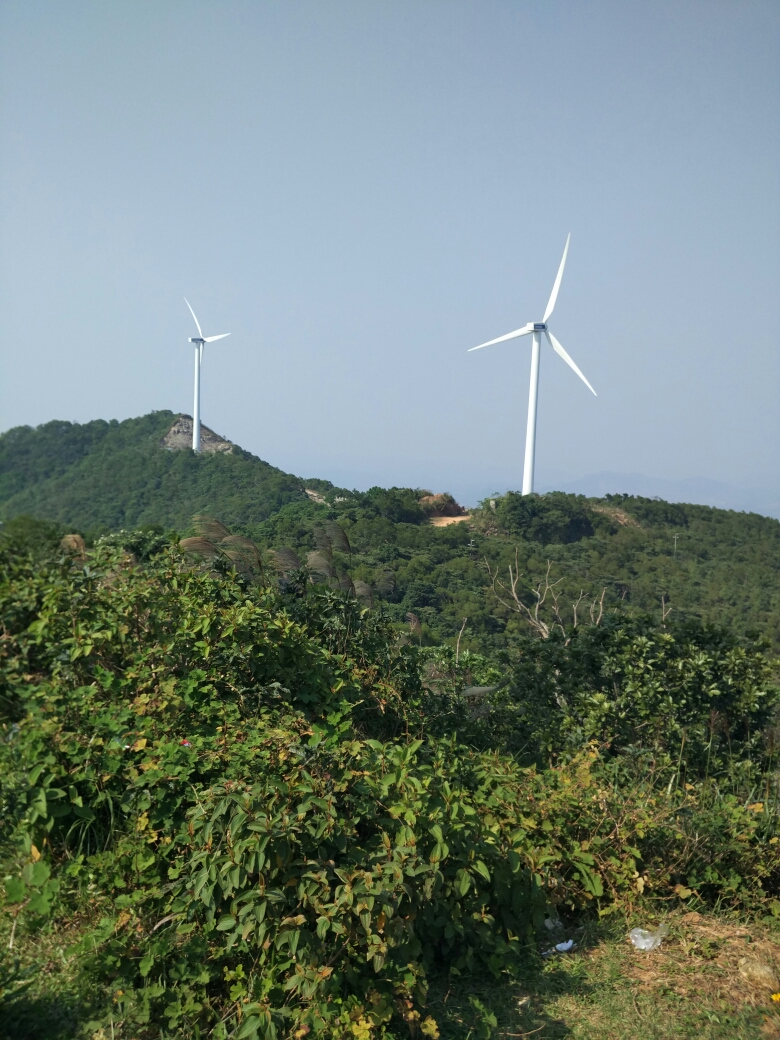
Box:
[246,487,780,652]
[0,412,308,532]
[2,412,779,650]
[2,415,780,1038]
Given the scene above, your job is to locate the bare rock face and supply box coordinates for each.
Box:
[162,416,233,454]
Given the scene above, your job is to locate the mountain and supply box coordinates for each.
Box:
[2,411,780,652]
[0,411,312,532]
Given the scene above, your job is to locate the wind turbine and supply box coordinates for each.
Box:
[469,234,596,495]
[184,298,230,453]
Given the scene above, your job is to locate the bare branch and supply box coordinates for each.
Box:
[589,588,606,626]
[455,617,468,665]
[572,590,585,629]
[484,550,551,639]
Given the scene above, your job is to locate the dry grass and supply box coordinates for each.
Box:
[589,505,640,528]
[429,911,780,1040]
[624,911,780,1014]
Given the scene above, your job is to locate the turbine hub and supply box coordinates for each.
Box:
[189,337,205,344]
[533,323,547,331]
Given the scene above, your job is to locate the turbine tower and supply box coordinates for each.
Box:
[469,234,596,495]
[184,298,230,453]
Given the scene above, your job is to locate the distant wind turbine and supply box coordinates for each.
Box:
[469,234,596,495]
[184,298,230,453]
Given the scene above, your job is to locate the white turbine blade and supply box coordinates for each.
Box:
[543,233,571,323]
[545,329,596,396]
[204,333,230,343]
[184,297,203,338]
[468,324,533,351]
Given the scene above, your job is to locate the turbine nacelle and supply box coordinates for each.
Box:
[468,234,595,398]
[184,298,230,344]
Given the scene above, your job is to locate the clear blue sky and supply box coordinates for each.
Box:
[1,1,778,508]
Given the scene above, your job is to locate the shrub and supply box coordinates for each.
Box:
[487,493,594,544]
[2,542,780,1038]
[485,617,780,777]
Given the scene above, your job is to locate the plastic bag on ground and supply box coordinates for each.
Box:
[629,924,669,950]
[542,939,575,956]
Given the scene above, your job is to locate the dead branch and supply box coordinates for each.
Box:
[572,590,585,629]
[486,553,608,639]
[589,588,606,627]
[484,552,567,639]
[455,617,468,666]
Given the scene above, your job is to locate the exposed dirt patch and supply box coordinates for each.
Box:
[590,504,640,527]
[429,514,471,527]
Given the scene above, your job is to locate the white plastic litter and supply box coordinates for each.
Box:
[542,939,575,956]
[629,924,669,951]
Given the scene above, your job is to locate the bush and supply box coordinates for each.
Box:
[487,493,594,544]
[472,617,780,777]
[2,542,780,1037]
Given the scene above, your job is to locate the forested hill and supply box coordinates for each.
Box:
[0,411,311,531]
[2,411,780,650]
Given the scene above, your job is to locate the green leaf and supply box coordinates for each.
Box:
[22,862,50,888]
[236,1016,261,1039]
[139,953,154,977]
[216,915,237,931]
[27,891,52,916]
[5,878,26,903]
[473,860,491,882]
[455,869,471,896]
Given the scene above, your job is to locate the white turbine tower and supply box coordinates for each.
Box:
[469,234,596,495]
[184,298,230,453]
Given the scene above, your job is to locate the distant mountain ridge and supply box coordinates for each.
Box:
[0,411,312,532]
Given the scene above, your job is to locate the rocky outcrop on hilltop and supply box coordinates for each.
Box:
[161,416,233,454]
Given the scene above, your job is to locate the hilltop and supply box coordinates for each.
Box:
[0,411,311,532]
[2,411,779,650]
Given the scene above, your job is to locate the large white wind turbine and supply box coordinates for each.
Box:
[469,234,596,495]
[184,298,230,453]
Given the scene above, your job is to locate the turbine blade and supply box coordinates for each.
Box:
[545,329,596,396]
[468,324,533,351]
[543,233,570,323]
[204,333,230,343]
[184,297,203,338]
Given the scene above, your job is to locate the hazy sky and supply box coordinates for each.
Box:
[1,1,778,506]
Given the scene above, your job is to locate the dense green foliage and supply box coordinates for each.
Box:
[3,413,780,652]
[2,414,780,1036]
[1,530,779,1038]
[247,487,780,653]
[0,413,307,532]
